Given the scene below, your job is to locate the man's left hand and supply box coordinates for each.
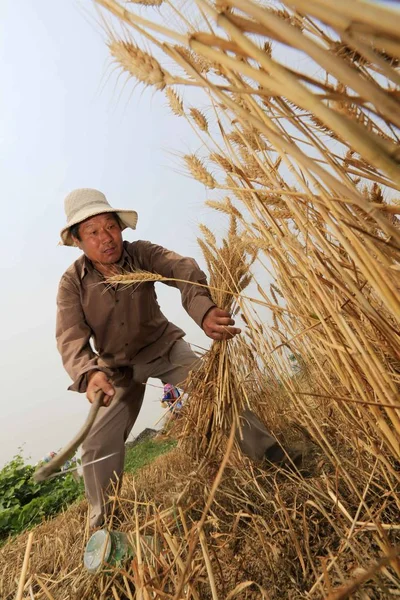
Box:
[202,307,241,341]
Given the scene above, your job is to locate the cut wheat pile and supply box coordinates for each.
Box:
[1,0,400,598]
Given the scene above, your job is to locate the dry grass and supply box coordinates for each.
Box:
[3,0,400,597]
[1,413,398,598]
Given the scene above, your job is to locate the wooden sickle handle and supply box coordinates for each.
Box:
[33,390,106,482]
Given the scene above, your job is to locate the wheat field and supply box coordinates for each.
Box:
[1,1,399,598]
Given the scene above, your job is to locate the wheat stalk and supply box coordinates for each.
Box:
[109,40,170,90]
[165,88,184,116]
[128,0,163,5]
[189,107,209,132]
[183,154,217,188]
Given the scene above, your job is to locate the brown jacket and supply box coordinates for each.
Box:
[56,241,215,392]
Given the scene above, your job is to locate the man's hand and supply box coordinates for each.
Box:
[202,307,241,341]
[86,371,115,406]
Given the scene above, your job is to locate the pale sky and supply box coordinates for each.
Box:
[0,1,218,467]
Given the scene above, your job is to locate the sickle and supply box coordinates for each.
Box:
[33,390,106,482]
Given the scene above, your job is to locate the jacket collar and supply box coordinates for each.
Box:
[79,244,132,279]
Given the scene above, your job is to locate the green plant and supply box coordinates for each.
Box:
[0,454,83,541]
[124,438,176,474]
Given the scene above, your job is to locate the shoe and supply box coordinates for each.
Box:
[264,442,304,470]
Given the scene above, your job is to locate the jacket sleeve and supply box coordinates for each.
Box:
[134,241,216,328]
[56,275,111,392]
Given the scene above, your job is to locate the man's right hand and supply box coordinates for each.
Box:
[86,371,115,406]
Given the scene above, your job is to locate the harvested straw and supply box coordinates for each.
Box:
[180,220,256,458]
[15,532,33,600]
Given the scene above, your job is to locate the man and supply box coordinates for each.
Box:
[57,188,299,529]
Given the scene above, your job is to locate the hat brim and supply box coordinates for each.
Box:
[60,206,138,246]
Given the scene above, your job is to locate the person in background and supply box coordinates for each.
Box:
[161,383,183,418]
[38,451,57,466]
[36,452,81,482]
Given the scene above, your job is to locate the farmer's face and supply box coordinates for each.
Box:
[74,213,123,265]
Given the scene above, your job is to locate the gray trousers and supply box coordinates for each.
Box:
[82,340,278,528]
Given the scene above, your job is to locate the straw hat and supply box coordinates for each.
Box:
[60,188,138,246]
